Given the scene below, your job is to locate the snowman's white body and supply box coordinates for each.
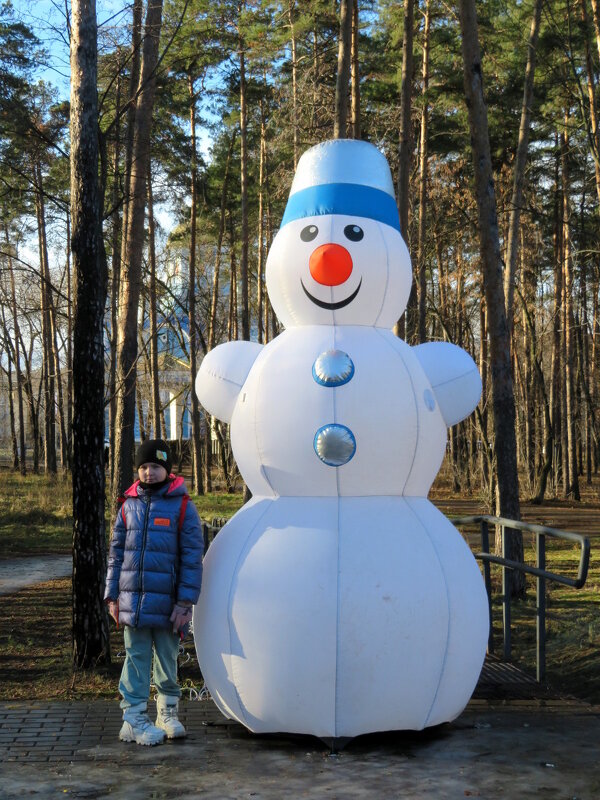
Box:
[231,326,447,497]
[194,140,488,738]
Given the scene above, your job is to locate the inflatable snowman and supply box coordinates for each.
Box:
[194,139,488,740]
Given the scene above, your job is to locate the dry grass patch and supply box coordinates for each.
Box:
[0,576,204,701]
[0,472,73,557]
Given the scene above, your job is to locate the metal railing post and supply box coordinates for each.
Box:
[480,518,494,654]
[502,524,512,661]
[202,522,210,556]
[537,533,546,683]
[451,513,590,684]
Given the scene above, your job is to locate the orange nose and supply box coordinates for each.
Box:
[309,243,353,286]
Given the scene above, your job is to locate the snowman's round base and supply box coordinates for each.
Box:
[193,495,488,739]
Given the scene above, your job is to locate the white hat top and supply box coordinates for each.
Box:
[289,139,395,197]
[281,139,399,231]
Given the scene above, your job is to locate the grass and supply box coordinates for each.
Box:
[191,491,244,522]
[0,469,243,702]
[488,538,600,703]
[1,466,599,703]
[0,577,201,701]
[0,470,245,558]
[0,472,73,556]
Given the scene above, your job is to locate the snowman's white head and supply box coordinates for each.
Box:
[266,139,413,328]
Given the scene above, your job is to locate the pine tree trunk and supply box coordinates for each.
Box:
[288,1,299,168]
[504,0,543,333]
[208,132,235,352]
[264,129,275,342]
[561,121,580,500]
[118,0,143,302]
[188,71,204,495]
[112,0,164,500]
[559,207,570,496]
[520,284,554,503]
[147,161,161,439]
[228,218,238,342]
[8,363,19,470]
[478,292,490,494]
[550,134,563,494]
[416,0,430,344]
[350,0,361,139]
[311,26,320,135]
[34,162,57,474]
[22,350,40,473]
[70,0,110,669]
[7,242,26,474]
[434,217,448,331]
[1,309,19,470]
[334,0,352,138]
[458,0,523,592]
[65,210,73,463]
[581,0,600,205]
[522,245,536,488]
[589,0,600,84]
[579,256,596,482]
[108,77,122,477]
[239,43,250,342]
[397,0,414,240]
[592,273,599,473]
[257,109,266,345]
[111,0,143,479]
[394,0,414,340]
[48,281,69,470]
[137,383,147,441]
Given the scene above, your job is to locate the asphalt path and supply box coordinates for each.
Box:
[0,554,71,595]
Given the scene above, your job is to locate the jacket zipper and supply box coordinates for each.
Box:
[134,496,151,627]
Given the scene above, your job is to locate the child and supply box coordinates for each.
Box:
[104,439,203,746]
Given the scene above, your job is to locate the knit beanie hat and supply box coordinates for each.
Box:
[135,439,172,474]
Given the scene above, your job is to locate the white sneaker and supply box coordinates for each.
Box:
[119,702,166,746]
[155,695,186,739]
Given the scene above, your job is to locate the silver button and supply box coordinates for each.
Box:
[312,350,354,387]
[313,424,356,466]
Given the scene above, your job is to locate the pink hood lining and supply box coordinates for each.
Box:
[124,474,184,497]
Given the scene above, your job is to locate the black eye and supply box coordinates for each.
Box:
[344,224,364,242]
[300,224,319,242]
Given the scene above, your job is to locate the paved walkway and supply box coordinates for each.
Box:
[0,555,71,596]
[2,556,599,797]
[1,696,599,798]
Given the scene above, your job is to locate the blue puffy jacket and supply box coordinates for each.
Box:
[104,476,203,628]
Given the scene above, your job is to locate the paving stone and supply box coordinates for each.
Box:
[2,667,600,799]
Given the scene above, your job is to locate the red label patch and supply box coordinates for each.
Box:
[154,518,171,527]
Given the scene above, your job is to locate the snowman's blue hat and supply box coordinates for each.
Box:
[280,139,400,232]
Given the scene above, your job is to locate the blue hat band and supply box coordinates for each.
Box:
[281,183,400,232]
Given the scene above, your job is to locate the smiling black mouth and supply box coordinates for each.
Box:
[301,278,362,310]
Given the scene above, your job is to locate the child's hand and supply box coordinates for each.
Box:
[107,600,119,624]
[170,603,193,633]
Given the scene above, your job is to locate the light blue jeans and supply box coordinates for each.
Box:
[119,626,181,709]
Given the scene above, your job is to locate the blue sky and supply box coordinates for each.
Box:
[9,2,186,270]
[12,0,215,160]
[12,0,133,100]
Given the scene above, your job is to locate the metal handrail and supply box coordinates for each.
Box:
[452,514,591,683]
[201,518,228,555]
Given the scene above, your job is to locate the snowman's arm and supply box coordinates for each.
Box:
[413,342,482,427]
[195,340,263,424]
